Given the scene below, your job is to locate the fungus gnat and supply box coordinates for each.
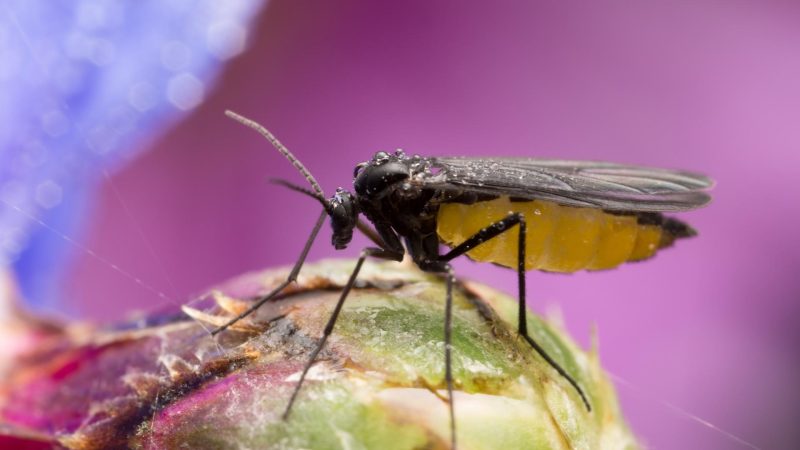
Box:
[212,110,713,449]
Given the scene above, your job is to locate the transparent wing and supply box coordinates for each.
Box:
[426,157,713,212]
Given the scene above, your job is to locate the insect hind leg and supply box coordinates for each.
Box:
[439,212,592,412]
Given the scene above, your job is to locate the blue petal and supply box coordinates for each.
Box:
[0,0,267,312]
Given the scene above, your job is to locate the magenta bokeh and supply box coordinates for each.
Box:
[65,2,799,448]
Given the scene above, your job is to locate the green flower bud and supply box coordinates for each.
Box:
[0,259,638,450]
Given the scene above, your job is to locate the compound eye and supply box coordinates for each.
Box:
[353,162,367,179]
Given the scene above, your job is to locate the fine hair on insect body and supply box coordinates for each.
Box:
[212,110,713,450]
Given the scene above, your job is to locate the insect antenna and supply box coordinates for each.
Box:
[225,110,326,201]
[270,178,386,248]
[268,178,327,208]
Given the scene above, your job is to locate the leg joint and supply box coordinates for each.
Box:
[440,212,526,262]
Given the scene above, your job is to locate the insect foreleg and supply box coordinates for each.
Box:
[439,212,591,412]
[355,219,387,248]
[282,246,403,420]
[210,209,328,336]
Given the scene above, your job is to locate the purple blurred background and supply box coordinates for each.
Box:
[8,1,800,449]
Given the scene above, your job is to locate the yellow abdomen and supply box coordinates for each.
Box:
[436,197,666,273]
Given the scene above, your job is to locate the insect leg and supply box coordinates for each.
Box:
[210,209,328,336]
[514,217,591,412]
[356,219,388,248]
[440,213,591,412]
[443,265,457,450]
[283,247,403,420]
